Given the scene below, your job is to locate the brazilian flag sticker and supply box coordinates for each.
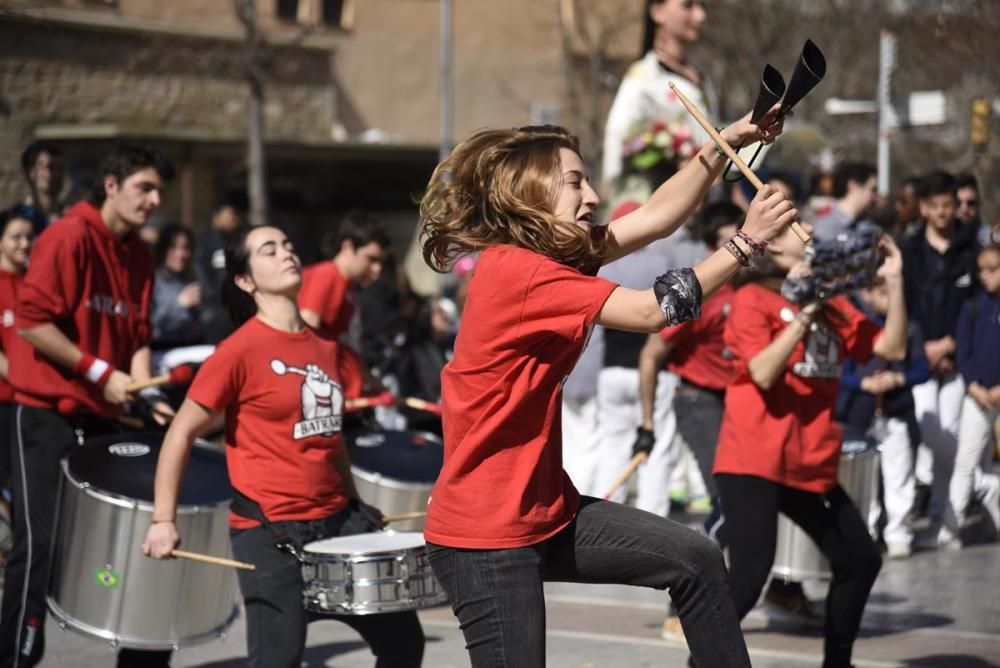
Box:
[95,566,121,589]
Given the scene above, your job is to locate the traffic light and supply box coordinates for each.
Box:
[970,99,991,147]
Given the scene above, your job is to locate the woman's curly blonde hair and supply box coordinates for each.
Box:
[420,125,614,274]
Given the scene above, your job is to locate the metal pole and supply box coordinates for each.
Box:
[877,30,896,197]
[440,0,453,161]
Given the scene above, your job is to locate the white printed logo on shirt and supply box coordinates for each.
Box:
[792,322,844,379]
[269,359,344,439]
[2,308,13,328]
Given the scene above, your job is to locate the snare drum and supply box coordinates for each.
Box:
[347,430,443,531]
[300,531,447,615]
[48,432,239,650]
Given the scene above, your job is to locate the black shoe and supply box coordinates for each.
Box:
[905,482,931,528]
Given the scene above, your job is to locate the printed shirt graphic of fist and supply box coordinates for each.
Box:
[301,364,343,433]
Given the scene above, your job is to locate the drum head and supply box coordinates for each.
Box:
[66,432,230,506]
[304,531,426,555]
[346,430,443,483]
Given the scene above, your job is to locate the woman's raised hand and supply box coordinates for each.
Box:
[742,185,798,242]
[719,103,787,148]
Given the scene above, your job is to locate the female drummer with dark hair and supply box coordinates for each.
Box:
[418,112,793,667]
[713,223,907,668]
[0,209,33,512]
[142,225,425,668]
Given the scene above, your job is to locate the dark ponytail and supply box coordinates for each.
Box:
[221,228,259,328]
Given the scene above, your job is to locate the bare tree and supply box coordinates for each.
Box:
[234,0,270,227]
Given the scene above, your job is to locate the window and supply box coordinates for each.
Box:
[272,0,353,30]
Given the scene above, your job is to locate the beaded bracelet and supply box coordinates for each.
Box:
[724,239,750,267]
[736,229,768,256]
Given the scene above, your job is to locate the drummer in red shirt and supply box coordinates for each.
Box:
[419,110,792,667]
[714,223,908,668]
[0,145,175,668]
[0,209,33,526]
[637,201,743,531]
[298,210,387,398]
[143,225,424,668]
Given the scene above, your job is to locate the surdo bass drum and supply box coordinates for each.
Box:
[48,432,238,650]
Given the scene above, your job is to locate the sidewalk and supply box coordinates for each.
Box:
[25,539,1000,667]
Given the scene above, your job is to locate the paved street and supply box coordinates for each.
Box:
[22,532,1000,667]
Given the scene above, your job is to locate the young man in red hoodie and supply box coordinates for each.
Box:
[0,145,174,668]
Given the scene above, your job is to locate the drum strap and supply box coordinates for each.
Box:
[230,487,300,557]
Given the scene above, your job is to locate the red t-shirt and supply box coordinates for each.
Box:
[297,261,355,341]
[659,283,735,390]
[713,284,882,492]
[0,269,24,403]
[187,317,351,529]
[424,245,618,549]
[13,202,153,417]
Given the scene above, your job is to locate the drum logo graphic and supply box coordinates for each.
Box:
[108,443,151,457]
[95,565,121,589]
[270,359,344,439]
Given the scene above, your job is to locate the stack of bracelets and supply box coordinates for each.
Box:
[724,229,768,267]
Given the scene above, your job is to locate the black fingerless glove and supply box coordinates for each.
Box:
[632,426,656,458]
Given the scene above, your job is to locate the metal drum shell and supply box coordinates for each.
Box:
[300,534,447,615]
[348,430,443,532]
[47,441,238,650]
[771,447,881,582]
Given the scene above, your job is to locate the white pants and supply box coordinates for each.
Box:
[911,374,965,519]
[944,395,1000,533]
[561,395,603,497]
[593,367,677,516]
[877,416,915,546]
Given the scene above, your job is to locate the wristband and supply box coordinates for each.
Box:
[724,239,750,267]
[736,229,768,256]
[74,353,114,387]
[713,129,728,157]
[150,518,175,525]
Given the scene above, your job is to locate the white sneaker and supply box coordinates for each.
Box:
[976,473,1000,532]
[886,542,912,559]
[913,526,962,552]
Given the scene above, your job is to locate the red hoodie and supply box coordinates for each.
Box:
[12,201,153,418]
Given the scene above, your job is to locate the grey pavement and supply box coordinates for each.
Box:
[23,535,1000,667]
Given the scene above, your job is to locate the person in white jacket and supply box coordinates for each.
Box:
[602,0,717,198]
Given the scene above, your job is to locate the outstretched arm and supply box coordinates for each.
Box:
[605,107,784,262]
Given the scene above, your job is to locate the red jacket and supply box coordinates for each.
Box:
[12,202,153,418]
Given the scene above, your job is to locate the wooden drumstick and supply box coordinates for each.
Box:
[171,549,256,571]
[403,397,443,416]
[602,452,648,500]
[667,81,811,244]
[127,364,196,393]
[381,511,428,524]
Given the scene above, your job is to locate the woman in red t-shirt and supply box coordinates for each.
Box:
[142,226,424,668]
[419,115,793,667]
[0,208,33,513]
[714,223,907,668]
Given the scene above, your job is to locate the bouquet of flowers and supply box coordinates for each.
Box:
[621,119,698,173]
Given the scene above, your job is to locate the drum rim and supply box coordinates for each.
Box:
[301,545,429,561]
[59,458,230,513]
[347,428,444,447]
[350,466,436,490]
[47,594,240,649]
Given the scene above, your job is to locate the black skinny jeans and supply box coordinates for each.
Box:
[716,474,883,668]
[427,496,750,668]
